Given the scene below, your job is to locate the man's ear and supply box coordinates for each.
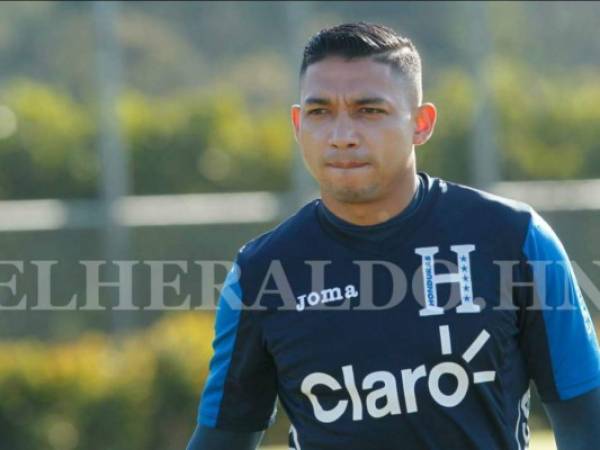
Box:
[413,103,437,146]
[291,104,301,143]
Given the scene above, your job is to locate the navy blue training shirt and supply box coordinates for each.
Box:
[197,172,600,450]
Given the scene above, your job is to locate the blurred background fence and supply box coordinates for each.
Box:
[1,2,600,449]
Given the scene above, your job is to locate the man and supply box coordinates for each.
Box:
[187,23,600,450]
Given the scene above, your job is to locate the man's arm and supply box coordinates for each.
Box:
[186,424,264,450]
[518,211,600,448]
[190,256,278,448]
[544,386,600,450]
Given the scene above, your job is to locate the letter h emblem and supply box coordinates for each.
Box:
[415,244,480,316]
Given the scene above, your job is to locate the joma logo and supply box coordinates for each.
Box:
[296,284,359,312]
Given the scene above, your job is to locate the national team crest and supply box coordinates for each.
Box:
[415,244,481,316]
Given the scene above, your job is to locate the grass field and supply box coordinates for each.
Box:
[262,430,557,450]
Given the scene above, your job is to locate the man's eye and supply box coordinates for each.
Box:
[359,107,385,114]
[307,108,329,116]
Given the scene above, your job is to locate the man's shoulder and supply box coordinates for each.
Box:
[434,175,535,239]
[236,199,321,266]
[440,176,532,216]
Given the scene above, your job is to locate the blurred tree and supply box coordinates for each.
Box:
[0,80,97,199]
[418,68,474,184]
[492,60,600,180]
[120,87,293,195]
[0,81,293,199]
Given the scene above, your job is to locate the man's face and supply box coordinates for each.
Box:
[292,56,434,204]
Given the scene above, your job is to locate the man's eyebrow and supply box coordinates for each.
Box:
[353,97,387,106]
[304,97,331,106]
[303,96,389,106]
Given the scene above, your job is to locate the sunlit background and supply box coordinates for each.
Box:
[1,2,600,449]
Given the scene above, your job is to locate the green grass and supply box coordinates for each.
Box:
[262,430,557,450]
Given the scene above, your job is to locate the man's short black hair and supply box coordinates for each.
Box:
[300,22,422,104]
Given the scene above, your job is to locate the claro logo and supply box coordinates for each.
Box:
[300,325,496,423]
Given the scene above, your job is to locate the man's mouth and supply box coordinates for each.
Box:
[326,161,370,169]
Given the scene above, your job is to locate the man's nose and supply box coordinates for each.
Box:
[328,114,359,149]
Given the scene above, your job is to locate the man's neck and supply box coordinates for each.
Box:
[320,171,420,226]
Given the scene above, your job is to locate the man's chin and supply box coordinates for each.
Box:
[325,184,380,203]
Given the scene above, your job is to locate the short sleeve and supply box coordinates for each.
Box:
[519,211,600,401]
[197,260,278,431]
